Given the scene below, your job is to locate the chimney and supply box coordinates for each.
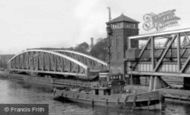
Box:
[90,37,94,50]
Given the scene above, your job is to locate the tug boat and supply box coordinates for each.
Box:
[53,73,164,110]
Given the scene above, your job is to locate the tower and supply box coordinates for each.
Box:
[107,14,139,74]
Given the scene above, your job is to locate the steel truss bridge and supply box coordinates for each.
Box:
[8,49,108,79]
[127,28,190,78]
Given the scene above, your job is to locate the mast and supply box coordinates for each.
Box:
[106,7,112,72]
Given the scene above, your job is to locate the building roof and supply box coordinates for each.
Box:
[108,14,139,24]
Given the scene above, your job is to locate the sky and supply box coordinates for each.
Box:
[0,0,190,54]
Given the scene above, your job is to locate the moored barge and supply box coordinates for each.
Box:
[53,73,163,110]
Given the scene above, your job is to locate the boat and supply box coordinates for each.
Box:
[53,72,164,110]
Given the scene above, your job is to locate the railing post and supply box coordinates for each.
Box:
[151,37,155,70]
[177,33,181,72]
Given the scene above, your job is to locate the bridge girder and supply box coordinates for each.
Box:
[127,28,190,77]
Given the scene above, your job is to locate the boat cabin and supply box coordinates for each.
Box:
[93,87,111,96]
[111,80,125,93]
[93,72,125,95]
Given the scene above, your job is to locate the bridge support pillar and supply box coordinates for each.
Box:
[153,76,162,91]
[149,76,154,91]
[149,76,168,91]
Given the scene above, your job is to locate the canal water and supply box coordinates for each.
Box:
[0,77,190,115]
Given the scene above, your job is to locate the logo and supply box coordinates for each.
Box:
[143,9,180,31]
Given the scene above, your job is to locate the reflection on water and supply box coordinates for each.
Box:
[0,77,189,115]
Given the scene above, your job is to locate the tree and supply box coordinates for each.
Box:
[90,38,108,61]
[74,42,89,54]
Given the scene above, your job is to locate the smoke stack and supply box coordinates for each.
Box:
[90,37,94,50]
[107,7,112,21]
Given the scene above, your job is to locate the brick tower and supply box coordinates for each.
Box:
[107,14,139,74]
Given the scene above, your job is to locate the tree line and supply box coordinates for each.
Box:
[72,38,108,62]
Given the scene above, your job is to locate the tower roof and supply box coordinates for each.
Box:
[108,14,139,24]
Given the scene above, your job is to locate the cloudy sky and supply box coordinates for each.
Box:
[0,0,189,54]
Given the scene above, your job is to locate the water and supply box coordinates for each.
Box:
[0,77,190,115]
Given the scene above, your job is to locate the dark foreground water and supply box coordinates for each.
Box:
[0,77,190,115]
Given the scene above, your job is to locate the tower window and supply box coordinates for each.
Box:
[125,23,136,29]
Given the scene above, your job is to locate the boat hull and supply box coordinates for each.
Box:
[63,96,162,110]
[54,89,163,110]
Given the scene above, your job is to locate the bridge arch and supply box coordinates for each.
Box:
[55,50,108,71]
[8,49,89,78]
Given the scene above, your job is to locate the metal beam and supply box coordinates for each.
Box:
[129,28,190,39]
[154,35,177,71]
[132,37,151,70]
[180,54,190,73]
[182,32,190,45]
[138,37,151,58]
[55,50,108,66]
[181,48,187,58]
[151,37,155,69]
[181,32,190,57]
[176,33,181,71]
[128,71,190,78]
[156,38,170,60]
[9,68,87,77]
